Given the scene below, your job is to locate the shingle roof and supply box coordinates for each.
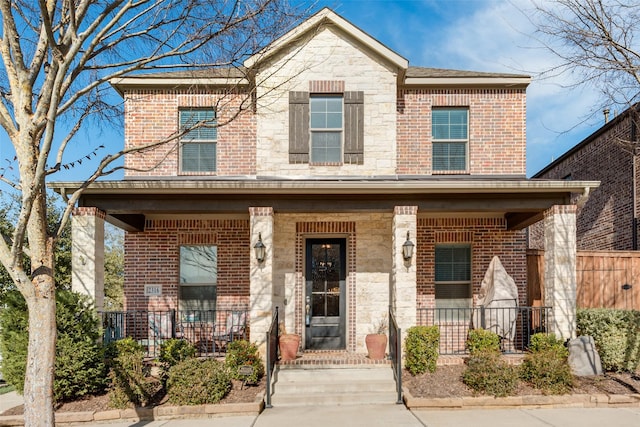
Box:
[406,66,529,79]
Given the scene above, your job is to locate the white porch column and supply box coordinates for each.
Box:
[391,206,417,334]
[543,205,577,340]
[72,207,105,311]
[249,207,274,353]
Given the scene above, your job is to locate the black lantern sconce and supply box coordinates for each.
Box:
[402,231,414,261]
[254,233,266,263]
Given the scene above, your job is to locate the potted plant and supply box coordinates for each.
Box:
[365,316,388,360]
[278,322,300,361]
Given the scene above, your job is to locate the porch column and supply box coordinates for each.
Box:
[72,207,106,311]
[249,207,274,353]
[543,205,577,340]
[391,206,417,334]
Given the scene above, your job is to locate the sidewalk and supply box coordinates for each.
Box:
[2,391,640,427]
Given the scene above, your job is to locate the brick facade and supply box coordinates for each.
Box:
[124,88,256,177]
[531,113,637,250]
[416,217,527,309]
[397,89,527,176]
[123,218,250,312]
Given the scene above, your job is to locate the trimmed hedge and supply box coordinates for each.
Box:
[405,326,439,375]
[577,308,640,372]
[225,340,264,384]
[466,328,500,356]
[520,333,573,395]
[462,351,519,397]
[166,358,231,405]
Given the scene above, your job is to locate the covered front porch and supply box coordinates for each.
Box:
[52,177,598,356]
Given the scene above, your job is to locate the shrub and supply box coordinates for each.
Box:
[166,358,231,405]
[462,351,519,397]
[466,328,500,355]
[225,340,265,384]
[106,338,154,409]
[405,326,439,375]
[159,339,196,382]
[520,352,573,395]
[528,333,568,358]
[0,290,108,402]
[577,308,640,372]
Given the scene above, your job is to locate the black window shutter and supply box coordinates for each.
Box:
[344,91,364,164]
[289,91,310,163]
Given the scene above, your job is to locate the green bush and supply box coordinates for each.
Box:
[159,339,196,382]
[0,290,108,402]
[466,328,501,355]
[577,308,640,372]
[106,338,154,409]
[462,351,519,397]
[225,340,265,384]
[166,358,231,405]
[528,333,568,358]
[405,326,439,375]
[520,351,573,395]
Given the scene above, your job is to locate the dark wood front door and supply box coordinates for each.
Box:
[305,238,346,350]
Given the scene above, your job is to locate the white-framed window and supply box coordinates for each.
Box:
[435,244,472,312]
[179,108,216,173]
[432,108,468,172]
[310,95,343,163]
[179,245,217,312]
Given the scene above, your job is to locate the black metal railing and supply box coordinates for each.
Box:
[265,306,279,409]
[417,306,550,355]
[101,308,248,358]
[388,306,402,404]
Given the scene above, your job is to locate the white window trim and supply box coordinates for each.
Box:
[309,95,344,164]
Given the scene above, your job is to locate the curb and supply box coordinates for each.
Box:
[403,388,640,410]
[0,392,264,426]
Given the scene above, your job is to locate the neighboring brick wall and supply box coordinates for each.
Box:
[123,88,256,177]
[416,217,527,309]
[531,115,635,250]
[123,218,250,312]
[397,88,527,176]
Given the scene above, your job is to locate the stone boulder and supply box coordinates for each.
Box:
[568,335,603,376]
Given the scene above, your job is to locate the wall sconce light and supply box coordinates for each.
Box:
[402,231,414,261]
[254,233,266,263]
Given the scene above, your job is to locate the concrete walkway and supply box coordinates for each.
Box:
[3,391,640,427]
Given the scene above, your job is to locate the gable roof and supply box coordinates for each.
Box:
[405,66,530,88]
[243,7,409,70]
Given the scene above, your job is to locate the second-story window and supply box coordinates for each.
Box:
[180,108,216,173]
[310,95,343,163]
[432,108,468,172]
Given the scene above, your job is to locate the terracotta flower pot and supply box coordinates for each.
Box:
[279,334,300,361]
[365,333,388,360]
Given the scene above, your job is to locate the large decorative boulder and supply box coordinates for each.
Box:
[568,335,603,376]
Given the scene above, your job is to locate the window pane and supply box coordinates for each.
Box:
[435,244,471,282]
[311,132,341,162]
[179,285,216,311]
[181,142,216,172]
[180,246,217,284]
[180,109,217,141]
[310,96,342,129]
[432,109,468,141]
[433,142,466,171]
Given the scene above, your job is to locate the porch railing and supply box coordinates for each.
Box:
[265,306,279,409]
[101,308,248,358]
[417,306,550,355]
[388,306,402,404]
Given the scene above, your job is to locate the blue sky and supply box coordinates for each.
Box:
[45,0,604,181]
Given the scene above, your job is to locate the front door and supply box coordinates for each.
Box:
[305,238,346,350]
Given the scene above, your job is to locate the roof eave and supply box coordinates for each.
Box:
[404,76,531,88]
[110,77,250,96]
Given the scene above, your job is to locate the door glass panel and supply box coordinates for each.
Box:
[310,243,342,317]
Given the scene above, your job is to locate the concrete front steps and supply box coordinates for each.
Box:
[269,364,399,406]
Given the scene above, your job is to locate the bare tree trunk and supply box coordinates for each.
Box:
[23,291,56,426]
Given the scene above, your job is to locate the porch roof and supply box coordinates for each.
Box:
[50,177,599,232]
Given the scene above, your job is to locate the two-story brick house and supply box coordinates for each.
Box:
[53,8,598,354]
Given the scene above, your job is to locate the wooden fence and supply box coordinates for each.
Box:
[527,250,640,310]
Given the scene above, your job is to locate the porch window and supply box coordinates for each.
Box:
[179,245,217,312]
[179,108,217,173]
[432,108,468,172]
[434,244,472,312]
